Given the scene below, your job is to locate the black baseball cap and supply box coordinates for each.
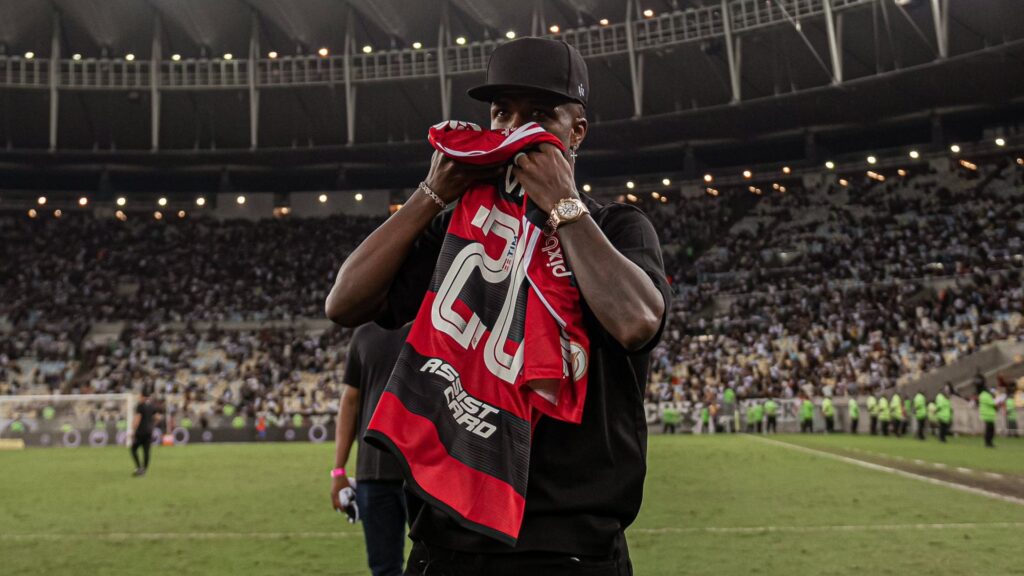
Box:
[468,37,589,108]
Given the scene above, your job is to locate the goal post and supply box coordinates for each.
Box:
[0,393,134,448]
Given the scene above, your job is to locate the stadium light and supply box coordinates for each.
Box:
[1017,158,1024,166]
[53,209,62,218]
[318,194,328,203]
[662,178,671,186]
[72,54,82,61]
[362,45,373,54]
[223,53,233,60]
[742,170,752,179]
[195,197,206,206]
[995,137,1006,147]
[626,193,638,202]
[825,161,835,169]
[125,53,135,61]
[171,54,181,61]
[838,178,849,187]
[28,209,37,218]
[643,9,655,17]
[236,195,246,205]
[78,197,88,207]
[506,31,516,40]
[412,42,423,50]
[268,51,278,59]
[626,181,635,189]
[25,52,34,59]
[116,210,127,221]
[116,197,126,206]
[154,211,163,220]
[779,186,787,193]
[897,169,908,177]
[909,150,919,159]
[318,48,329,57]
[549,25,560,33]
[178,210,186,218]
[355,193,364,202]
[455,37,467,46]
[157,197,167,207]
[37,196,47,205]
[706,188,719,197]
[866,155,877,164]
[660,196,668,203]
[582,184,592,192]
[651,192,660,199]
[950,144,960,153]
[703,174,713,183]
[599,18,610,26]
[782,166,791,174]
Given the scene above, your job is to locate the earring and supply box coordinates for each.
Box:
[570,145,578,160]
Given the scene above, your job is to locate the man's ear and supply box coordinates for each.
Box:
[570,114,588,150]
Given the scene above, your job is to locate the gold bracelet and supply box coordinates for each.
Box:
[418,181,446,209]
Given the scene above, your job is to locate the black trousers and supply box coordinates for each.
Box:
[985,422,995,447]
[663,423,676,435]
[869,416,878,435]
[801,419,813,433]
[131,432,152,469]
[917,417,927,440]
[756,422,763,434]
[851,418,859,434]
[902,419,910,435]
[881,421,889,436]
[939,421,950,442]
[766,416,777,434]
[1008,420,1018,437]
[825,416,834,433]
[405,533,632,576]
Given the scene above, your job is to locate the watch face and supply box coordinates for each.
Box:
[557,201,580,219]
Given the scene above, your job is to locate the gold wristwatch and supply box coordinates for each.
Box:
[546,198,590,233]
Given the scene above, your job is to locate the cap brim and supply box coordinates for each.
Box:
[467,83,585,107]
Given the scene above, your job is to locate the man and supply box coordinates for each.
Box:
[890,391,904,438]
[935,385,953,443]
[799,393,814,434]
[867,393,878,435]
[821,395,835,434]
[330,323,416,576]
[764,396,778,434]
[722,386,737,434]
[978,381,996,448]
[878,393,891,437]
[927,399,939,438]
[129,390,160,477]
[325,37,669,575]
[662,404,681,435]
[848,396,860,434]
[913,391,928,441]
[751,400,764,434]
[1006,391,1018,438]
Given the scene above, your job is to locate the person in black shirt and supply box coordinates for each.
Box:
[326,38,669,576]
[330,323,420,576]
[130,391,161,477]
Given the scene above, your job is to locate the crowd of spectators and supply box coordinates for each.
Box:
[2,157,1023,430]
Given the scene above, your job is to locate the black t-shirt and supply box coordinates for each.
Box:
[377,195,672,555]
[135,402,157,436]
[345,322,411,482]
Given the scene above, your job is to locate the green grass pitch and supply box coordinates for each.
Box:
[2,434,1024,575]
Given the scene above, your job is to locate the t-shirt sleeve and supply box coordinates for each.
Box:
[342,331,363,390]
[594,203,673,354]
[375,209,452,329]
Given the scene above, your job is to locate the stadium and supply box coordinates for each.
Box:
[1,0,1023,574]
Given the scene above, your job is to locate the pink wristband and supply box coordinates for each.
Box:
[331,468,347,479]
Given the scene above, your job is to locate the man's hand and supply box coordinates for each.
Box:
[510,143,578,214]
[425,151,505,205]
[330,474,352,513]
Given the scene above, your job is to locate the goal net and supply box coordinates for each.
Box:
[0,393,134,448]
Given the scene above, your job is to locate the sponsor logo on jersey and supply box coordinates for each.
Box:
[421,358,500,439]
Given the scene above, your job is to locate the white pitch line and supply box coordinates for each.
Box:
[749,436,1024,507]
[986,472,1006,480]
[957,467,974,474]
[5,523,1024,542]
